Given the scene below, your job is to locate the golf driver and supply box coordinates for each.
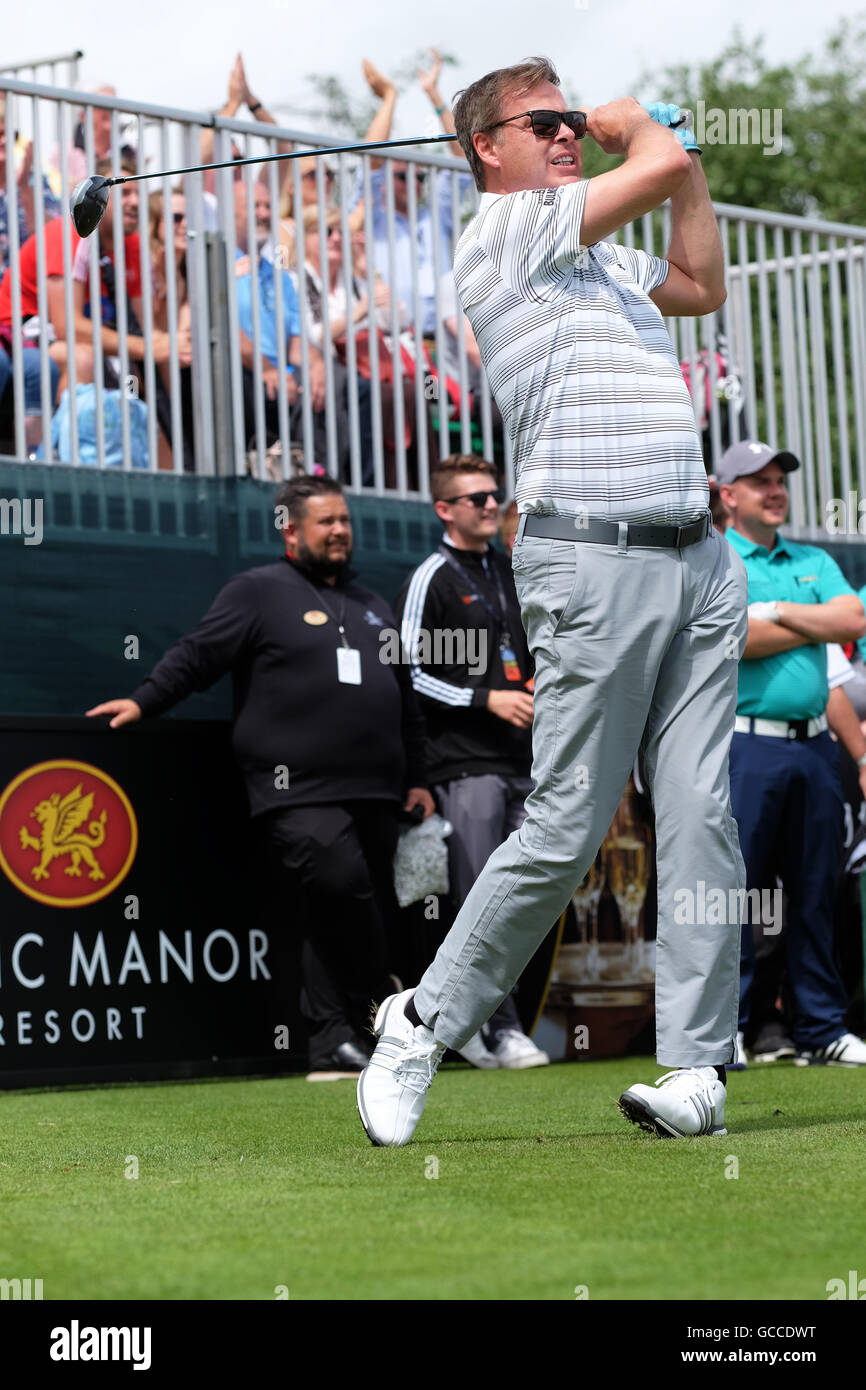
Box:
[70,132,459,237]
[70,106,693,237]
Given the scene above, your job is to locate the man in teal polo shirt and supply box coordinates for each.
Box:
[719,440,866,1066]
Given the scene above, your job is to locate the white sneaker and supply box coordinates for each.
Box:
[793,1032,866,1067]
[618,1067,727,1138]
[490,1029,550,1069]
[455,1031,499,1068]
[728,1030,748,1071]
[357,990,445,1147]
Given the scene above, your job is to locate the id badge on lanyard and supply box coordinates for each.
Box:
[500,644,522,682]
[337,646,362,684]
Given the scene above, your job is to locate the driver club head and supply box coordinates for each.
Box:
[70,175,112,237]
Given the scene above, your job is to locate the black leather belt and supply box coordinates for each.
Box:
[523,512,712,548]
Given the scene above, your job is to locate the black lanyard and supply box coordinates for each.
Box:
[438,543,513,649]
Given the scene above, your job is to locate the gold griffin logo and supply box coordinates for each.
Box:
[0,760,138,907]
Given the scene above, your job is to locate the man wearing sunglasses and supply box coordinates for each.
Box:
[359,58,748,1148]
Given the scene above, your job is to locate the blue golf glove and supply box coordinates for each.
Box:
[644,101,701,155]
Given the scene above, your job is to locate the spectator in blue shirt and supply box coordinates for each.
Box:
[720,440,866,1069]
[232,181,326,460]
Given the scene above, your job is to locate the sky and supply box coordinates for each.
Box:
[4,0,866,144]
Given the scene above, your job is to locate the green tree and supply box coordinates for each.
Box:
[627,20,866,224]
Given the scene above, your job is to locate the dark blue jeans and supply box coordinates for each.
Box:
[729,729,848,1048]
[0,344,59,412]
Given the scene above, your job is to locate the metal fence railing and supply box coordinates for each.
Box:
[0,51,83,89]
[613,203,866,538]
[2,77,866,536]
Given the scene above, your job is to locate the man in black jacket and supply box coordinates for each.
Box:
[87,475,433,1074]
[395,455,549,1068]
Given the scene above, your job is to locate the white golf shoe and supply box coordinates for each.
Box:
[489,1028,550,1069]
[618,1067,727,1138]
[455,1031,499,1068]
[793,1032,866,1067]
[357,989,445,1147]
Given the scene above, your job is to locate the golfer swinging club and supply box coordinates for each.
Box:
[357,57,749,1144]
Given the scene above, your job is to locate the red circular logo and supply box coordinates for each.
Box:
[0,760,138,908]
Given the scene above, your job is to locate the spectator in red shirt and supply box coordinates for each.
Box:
[0,200,79,410]
[0,210,78,326]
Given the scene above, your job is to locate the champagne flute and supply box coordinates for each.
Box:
[571,860,599,945]
[605,836,649,977]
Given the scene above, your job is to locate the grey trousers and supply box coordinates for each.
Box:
[434,772,534,1040]
[414,518,749,1067]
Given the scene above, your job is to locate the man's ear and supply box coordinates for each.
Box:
[433,500,450,525]
[473,130,501,174]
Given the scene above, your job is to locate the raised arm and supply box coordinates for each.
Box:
[649,151,726,317]
[239,55,291,154]
[418,48,460,154]
[579,99,691,248]
[200,55,244,168]
[361,60,398,171]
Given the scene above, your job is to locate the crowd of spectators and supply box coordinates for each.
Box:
[0,50,483,474]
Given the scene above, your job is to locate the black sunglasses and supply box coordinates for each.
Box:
[394,170,427,183]
[443,487,505,508]
[172,211,186,224]
[483,109,587,140]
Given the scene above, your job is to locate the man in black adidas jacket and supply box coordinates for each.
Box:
[395,455,549,1069]
[87,476,433,1074]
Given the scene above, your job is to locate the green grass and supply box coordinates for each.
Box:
[1,1059,864,1300]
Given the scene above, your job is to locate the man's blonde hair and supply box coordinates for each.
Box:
[431,454,498,503]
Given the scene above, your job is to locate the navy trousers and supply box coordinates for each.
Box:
[729,729,848,1048]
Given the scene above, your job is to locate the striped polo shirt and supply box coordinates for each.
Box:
[453,181,711,523]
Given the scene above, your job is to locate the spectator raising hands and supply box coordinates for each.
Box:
[200,53,292,197]
[417,47,460,147]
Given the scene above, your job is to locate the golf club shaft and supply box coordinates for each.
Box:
[104,132,458,188]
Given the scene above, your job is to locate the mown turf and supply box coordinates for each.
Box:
[1,1059,864,1300]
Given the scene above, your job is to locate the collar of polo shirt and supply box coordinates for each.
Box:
[726,527,792,560]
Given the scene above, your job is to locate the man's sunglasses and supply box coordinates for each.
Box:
[394,170,427,184]
[301,168,335,180]
[482,109,587,140]
[443,487,505,508]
